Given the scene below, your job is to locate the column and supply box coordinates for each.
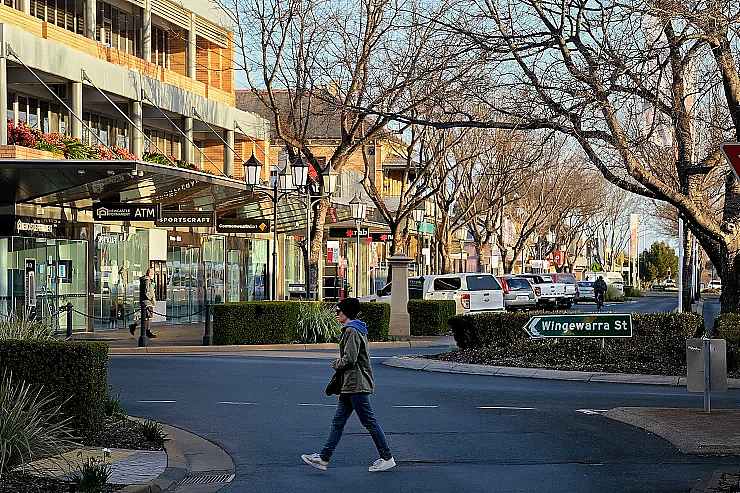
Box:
[0,56,6,145]
[223,128,234,177]
[183,116,193,164]
[19,0,30,15]
[387,252,412,338]
[71,81,83,140]
[131,100,143,158]
[84,0,96,40]
[187,13,197,79]
[142,0,152,63]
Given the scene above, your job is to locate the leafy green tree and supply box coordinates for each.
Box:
[639,242,678,283]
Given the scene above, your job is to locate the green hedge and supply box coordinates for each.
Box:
[450,311,705,366]
[713,313,740,373]
[213,301,392,344]
[408,300,456,336]
[213,301,301,345]
[0,340,108,435]
[358,302,390,341]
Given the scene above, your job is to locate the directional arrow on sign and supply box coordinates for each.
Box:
[721,142,740,182]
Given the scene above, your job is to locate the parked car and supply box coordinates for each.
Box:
[516,274,567,308]
[358,276,427,303]
[664,279,676,287]
[498,276,537,311]
[426,273,505,314]
[708,279,722,290]
[583,271,625,294]
[576,281,596,302]
[549,272,578,308]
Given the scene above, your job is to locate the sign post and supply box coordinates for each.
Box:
[24,258,36,320]
[686,338,727,413]
[720,142,740,182]
[524,314,632,338]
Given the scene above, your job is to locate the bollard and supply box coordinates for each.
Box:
[138,301,148,347]
[203,300,212,346]
[66,302,73,338]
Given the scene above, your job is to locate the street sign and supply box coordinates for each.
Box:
[721,142,740,182]
[524,314,632,338]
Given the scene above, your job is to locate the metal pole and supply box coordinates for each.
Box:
[678,217,684,312]
[138,301,147,347]
[306,193,311,301]
[66,302,73,338]
[355,220,360,297]
[272,183,278,301]
[704,338,711,413]
[202,300,212,346]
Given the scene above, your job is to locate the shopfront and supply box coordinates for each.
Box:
[0,216,88,333]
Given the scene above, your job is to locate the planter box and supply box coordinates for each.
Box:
[0,145,59,160]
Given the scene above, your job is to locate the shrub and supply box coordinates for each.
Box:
[67,455,112,493]
[213,301,301,345]
[104,386,124,419]
[357,302,390,341]
[623,286,644,298]
[0,341,109,435]
[297,302,341,343]
[137,420,168,447]
[0,313,56,340]
[713,313,740,373]
[408,300,457,336]
[605,285,626,302]
[7,121,36,148]
[0,372,76,479]
[449,311,704,367]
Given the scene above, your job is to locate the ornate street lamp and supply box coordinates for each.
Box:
[243,153,262,187]
[412,207,425,274]
[291,154,309,190]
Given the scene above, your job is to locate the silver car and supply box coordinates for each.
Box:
[498,276,537,311]
[576,281,596,302]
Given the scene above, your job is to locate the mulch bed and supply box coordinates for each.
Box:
[1,416,163,493]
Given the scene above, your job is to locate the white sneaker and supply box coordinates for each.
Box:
[368,457,396,472]
[301,453,328,471]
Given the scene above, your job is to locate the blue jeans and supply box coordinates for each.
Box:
[320,393,392,461]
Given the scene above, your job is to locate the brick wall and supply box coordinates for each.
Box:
[0,145,59,159]
[169,30,187,76]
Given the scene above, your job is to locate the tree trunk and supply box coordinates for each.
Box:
[474,242,484,272]
[680,226,692,312]
[308,199,329,300]
[440,240,453,274]
[718,238,740,314]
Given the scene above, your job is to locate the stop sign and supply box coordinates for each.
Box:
[721,142,740,182]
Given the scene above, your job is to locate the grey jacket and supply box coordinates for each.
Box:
[140,276,156,307]
[332,323,374,394]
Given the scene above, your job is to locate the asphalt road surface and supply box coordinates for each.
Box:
[109,347,740,493]
[569,292,678,314]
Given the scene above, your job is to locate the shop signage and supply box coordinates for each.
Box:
[58,260,72,284]
[93,203,159,222]
[370,233,393,242]
[14,218,57,237]
[157,210,215,227]
[216,218,271,234]
[329,227,369,238]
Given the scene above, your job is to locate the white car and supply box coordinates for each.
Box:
[708,279,722,290]
[359,277,428,303]
[425,273,505,314]
[664,279,676,287]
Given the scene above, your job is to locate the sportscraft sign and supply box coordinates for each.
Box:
[524,314,632,338]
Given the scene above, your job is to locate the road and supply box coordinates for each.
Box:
[569,292,678,314]
[109,347,740,493]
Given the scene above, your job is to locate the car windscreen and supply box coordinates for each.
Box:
[465,275,501,291]
[557,274,576,284]
[504,278,531,290]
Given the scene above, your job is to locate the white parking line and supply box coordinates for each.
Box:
[393,405,438,408]
[137,400,176,403]
[576,409,609,415]
[478,406,538,410]
[298,403,336,407]
[219,402,258,405]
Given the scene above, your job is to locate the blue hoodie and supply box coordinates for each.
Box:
[345,319,367,335]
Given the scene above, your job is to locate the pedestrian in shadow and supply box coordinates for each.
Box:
[301,297,395,472]
[129,267,156,338]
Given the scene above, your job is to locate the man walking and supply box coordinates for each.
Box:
[301,297,395,472]
[129,266,156,338]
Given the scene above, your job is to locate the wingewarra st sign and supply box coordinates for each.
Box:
[524,314,633,338]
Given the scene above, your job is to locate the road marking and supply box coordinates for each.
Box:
[393,405,439,408]
[219,401,258,405]
[478,406,538,410]
[298,403,336,407]
[137,400,176,403]
[576,409,609,415]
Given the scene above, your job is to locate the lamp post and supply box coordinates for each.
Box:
[349,194,367,298]
[304,165,337,299]
[412,206,425,275]
[243,152,308,301]
[454,227,467,273]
